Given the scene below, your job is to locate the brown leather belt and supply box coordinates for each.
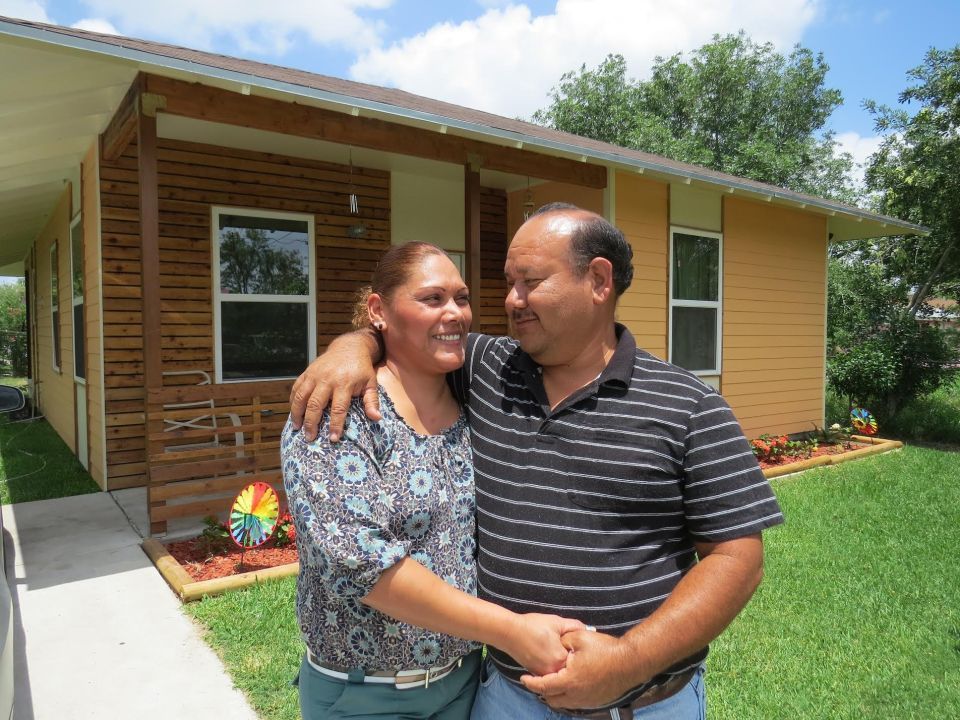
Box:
[557,667,697,719]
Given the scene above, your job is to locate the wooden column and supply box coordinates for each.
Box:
[464,160,482,326]
[138,92,164,534]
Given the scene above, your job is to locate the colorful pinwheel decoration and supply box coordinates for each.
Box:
[850,407,878,436]
[229,481,281,555]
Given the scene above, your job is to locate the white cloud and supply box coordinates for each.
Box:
[0,0,51,23]
[835,130,883,187]
[79,0,392,54]
[71,17,118,35]
[350,0,822,119]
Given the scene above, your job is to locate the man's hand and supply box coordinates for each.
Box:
[289,330,382,442]
[520,630,641,710]
[500,614,585,676]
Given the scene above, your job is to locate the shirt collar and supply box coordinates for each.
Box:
[507,322,636,390]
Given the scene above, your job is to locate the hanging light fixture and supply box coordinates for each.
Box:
[522,177,535,221]
[347,148,367,238]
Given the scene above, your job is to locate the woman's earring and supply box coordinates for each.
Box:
[375,322,384,331]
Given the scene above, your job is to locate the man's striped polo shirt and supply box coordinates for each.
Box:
[452,325,784,711]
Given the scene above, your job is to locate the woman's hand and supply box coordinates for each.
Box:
[497,613,586,676]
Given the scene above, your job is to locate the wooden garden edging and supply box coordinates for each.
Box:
[761,435,903,480]
[141,537,299,603]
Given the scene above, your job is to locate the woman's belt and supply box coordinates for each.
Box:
[306,650,466,690]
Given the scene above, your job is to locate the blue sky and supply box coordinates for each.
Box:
[2,0,958,174]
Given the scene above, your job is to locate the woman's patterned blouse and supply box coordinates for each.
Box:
[280,387,479,670]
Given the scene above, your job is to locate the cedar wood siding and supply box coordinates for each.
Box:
[98,138,390,489]
[478,187,509,336]
[614,172,669,360]
[722,196,827,438]
[82,143,107,487]
[34,187,77,450]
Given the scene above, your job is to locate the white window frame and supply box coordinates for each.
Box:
[668,226,723,376]
[70,213,86,384]
[50,241,61,373]
[211,206,316,383]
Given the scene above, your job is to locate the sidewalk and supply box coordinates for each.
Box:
[1,492,259,720]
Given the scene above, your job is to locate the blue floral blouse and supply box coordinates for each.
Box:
[280,387,479,670]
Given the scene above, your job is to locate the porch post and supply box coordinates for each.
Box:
[464,157,482,327]
[138,90,164,534]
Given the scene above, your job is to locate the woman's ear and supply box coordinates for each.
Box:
[588,257,615,305]
[368,293,386,330]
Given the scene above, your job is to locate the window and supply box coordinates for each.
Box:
[71,215,85,381]
[212,208,315,382]
[50,242,61,372]
[669,228,722,374]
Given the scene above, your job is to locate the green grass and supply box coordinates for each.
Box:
[709,445,960,719]
[0,417,100,504]
[185,446,959,720]
[0,376,27,389]
[184,577,302,720]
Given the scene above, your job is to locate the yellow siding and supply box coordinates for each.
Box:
[722,197,827,437]
[34,187,76,450]
[506,181,604,240]
[82,143,107,488]
[615,172,668,359]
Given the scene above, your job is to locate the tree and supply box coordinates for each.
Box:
[862,45,960,314]
[826,258,957,418]
[0,280,28,377]
[532,32,857,202]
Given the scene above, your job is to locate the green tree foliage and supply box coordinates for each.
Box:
[827,258,957,418]
[532,32,856,201]
[0,280,27,376]
[862,45,960,313]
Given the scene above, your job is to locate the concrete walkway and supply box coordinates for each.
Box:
[2,492,259,720]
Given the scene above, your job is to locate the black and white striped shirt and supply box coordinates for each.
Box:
[452,325,784,710]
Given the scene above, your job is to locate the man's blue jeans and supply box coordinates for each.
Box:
[470,658,705,720]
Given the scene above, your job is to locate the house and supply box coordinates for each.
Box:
[0,17,925,533]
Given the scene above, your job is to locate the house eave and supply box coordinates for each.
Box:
[0,16,929,244]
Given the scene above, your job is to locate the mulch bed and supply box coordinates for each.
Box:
[165,539,298,583]
[755,441,870,470]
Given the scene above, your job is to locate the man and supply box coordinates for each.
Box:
[291,204,784,718]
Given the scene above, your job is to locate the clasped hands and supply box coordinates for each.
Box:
[510,617,639,711]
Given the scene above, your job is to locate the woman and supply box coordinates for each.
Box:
[281,242,580,720]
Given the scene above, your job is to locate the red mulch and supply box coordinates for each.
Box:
[756,441,870,470]
[165,538,299,583]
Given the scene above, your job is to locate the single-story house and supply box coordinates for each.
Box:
[0,17,925,533]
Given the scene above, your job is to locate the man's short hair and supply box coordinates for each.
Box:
[532,202,634,296]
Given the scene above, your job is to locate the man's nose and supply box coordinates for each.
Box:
[506,283,527,309]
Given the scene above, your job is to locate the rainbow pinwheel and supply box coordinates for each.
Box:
[229,482,281,549]
[850,407,878,436]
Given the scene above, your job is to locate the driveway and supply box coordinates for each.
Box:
[1,492,258,719]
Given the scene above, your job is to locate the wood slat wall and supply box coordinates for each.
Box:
[99,137,390,489]
[478,187,508,336]
[721,197,828,438]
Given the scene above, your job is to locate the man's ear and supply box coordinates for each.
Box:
[588,257,615,305]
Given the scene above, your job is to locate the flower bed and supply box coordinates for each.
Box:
[759,434,903,479]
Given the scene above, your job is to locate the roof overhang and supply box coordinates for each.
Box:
[0,17,927,271]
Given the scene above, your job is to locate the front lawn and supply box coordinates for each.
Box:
[185,445,959,720]
[0,417,100,504]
